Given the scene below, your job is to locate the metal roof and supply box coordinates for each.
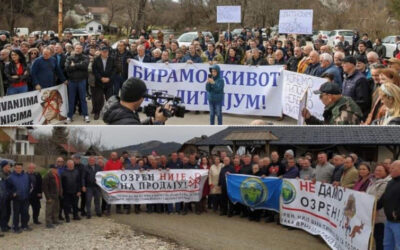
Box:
[195,126,400,146]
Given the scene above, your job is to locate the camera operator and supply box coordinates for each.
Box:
[102,77,170,125]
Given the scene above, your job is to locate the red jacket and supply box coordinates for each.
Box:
[104,159,122,171]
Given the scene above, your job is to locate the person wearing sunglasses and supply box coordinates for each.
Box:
[302,81,363,125]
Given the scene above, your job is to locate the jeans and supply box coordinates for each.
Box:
[12,199,29,230]
[6,85,28,95]
[209,100,223,125]
[384,221,400,250]
[86,186,101,216]
[113,74,125,96]
[167,203,181,213]
[68,80,88,118]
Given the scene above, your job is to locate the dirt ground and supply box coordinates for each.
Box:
[112,210,329,250]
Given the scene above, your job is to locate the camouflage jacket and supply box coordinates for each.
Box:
[306,96,363,125]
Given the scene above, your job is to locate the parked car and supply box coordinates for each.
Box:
[14,27,29,37]
[30,31,43,38]
[177,31,215,47]
[312,30,330,44]
[327,29,354,47]
[382,35,400,58]
[0,157,15,166]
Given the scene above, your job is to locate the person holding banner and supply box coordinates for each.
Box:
[377,160,400,250]
[302,82,363,125]
[206,64,225,125]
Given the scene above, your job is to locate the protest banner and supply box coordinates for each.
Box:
[227,174,282,212]
[0,84,68,125]
[279,9,313,35]
[282,70,325,121]
[129,60,284,117]
[96,170,209,204]
[280,179,375,250]
[217,6,241,23]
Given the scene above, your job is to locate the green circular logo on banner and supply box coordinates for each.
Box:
[240,177,268,207]
[281,180,296,204]
[101,174,120,191]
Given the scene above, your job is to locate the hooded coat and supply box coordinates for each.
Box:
[206,64,224,104]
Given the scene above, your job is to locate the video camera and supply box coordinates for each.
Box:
[143,91,186,118]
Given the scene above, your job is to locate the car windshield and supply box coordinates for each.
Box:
[179,33,196,43]
[339,31,354,36]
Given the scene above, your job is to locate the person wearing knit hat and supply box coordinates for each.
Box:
[102,77,170,125]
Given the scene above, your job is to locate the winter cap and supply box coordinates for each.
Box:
[0,160,9,168]
[313,82,342,95]
[120,77,148,103]
[342,56,357,65]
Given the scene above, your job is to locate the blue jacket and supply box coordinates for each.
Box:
[206,64,225,103]
[321,63,343,88]
[6,171,31,201]
[31,56,66,88]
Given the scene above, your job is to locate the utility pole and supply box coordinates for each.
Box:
[58,0,63,40]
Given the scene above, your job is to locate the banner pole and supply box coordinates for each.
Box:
[369,199,377,250]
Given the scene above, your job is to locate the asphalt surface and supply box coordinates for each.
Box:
[66,99,297,125]
[112,210,328,250]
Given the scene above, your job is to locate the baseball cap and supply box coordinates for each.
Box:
[342,56,357,65]
[120,77,148,102]
[313,82,342,95]
[100,46,109,51]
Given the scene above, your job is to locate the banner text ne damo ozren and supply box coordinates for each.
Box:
[280,179,375,250]
[0,84,69,125]
[96,170,209,204]
[129,60,284,117]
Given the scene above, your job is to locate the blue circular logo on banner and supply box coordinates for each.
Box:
[101,174,120,191]
[240,177,268,207]
[281,180,296,204]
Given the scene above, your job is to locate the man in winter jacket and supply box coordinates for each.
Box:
[65,44,90,123]
[61,160,81,222]
[42,164,63,228]
[6,163,31,233]
[104,152,123,215]
[218,157,234,217]
[27,163,42,225]
[82,156,103,218]
[377,160,400,249]
[102,77,169,125]
[72,154,86,217]
[0,160,11,233]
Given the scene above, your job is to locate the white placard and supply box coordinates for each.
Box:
[217,6,241,23]
[279,9,313,34]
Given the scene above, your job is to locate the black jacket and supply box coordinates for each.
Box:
[377,177,400,222]
[4,61,29,85]
[342,70,371,119]
[61,169,81,194]
[82,164,103,188]
[53,53,67,75]
[28,172,42,199]
[93,56,116,88]
[265,161,286,177]
[218,165,234,193]
[103,96,141,125]
[65,53,89,81]
[286,56,303,72]
[240,164,252,175]
[134,54,152,63]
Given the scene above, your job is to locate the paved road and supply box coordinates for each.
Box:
[112,211,328,250]
[66,99,297,125]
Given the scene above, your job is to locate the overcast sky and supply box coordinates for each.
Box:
[33,126,226,149]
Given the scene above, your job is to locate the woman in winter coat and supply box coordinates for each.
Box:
[206,64,225,125]
[353,162,372,192]
[4,49,29,95]
[208,156,223,212]
[366,164,391,250]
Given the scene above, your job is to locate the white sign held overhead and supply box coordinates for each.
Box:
[217,6,241,23]
[279,9,313,34]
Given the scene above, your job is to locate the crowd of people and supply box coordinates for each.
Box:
[1,28,400,125]
[0,150,399,249]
